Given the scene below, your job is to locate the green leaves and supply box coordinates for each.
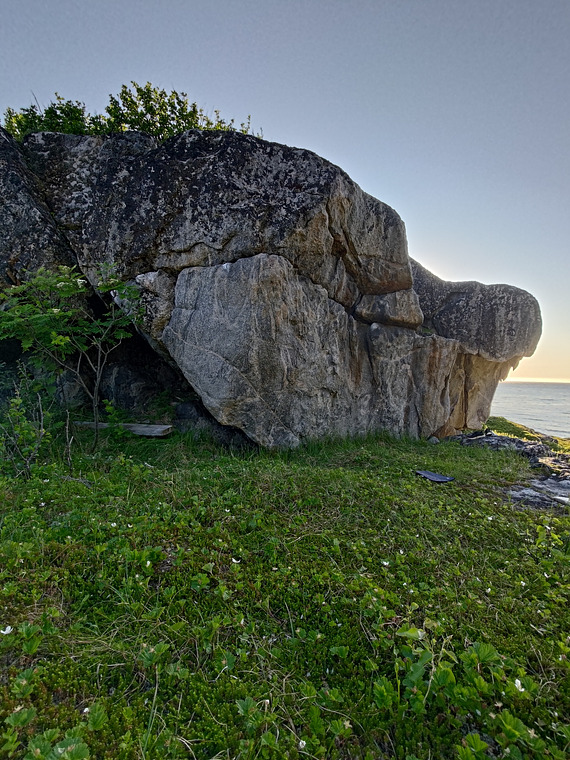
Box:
[3,94,106,141]
[3,81,254,142]
[106,82,202,140]
[0,429,567,758]
[0,373,51,478]
[456,733,489,759]
[19,622,43,655]
[214,649,236,673]
[329,645,349,658]
[11,668,37,699]
[236,696,257,717]
[24,733,90,760]
[431,664,455,689]
[373,676,398,709]
[0,264,141,453]
[0,265,133,369]
[5,707,36,728]
[86,704,107,732]
[396,625,426,641]
[138,641,170,669]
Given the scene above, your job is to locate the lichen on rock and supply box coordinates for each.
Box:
[0,126,542,447]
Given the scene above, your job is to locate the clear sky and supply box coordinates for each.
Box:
[2,0,569,380]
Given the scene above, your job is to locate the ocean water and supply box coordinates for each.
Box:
[490,382,570,439]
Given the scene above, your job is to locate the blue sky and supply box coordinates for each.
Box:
[2,0,569,379]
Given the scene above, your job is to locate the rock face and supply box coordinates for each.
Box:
[410,261,541,363]
[0,129,74,285]
[0,126,542,446]
[410,260,542,436]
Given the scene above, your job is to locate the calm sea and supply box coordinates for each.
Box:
[490,382,570,439]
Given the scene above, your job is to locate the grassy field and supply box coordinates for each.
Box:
[0,420,569,759]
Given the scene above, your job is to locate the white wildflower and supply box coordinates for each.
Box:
[1,626,13,635]
[298,740,306,749]
[514,679,525,692]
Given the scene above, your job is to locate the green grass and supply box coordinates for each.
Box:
[0,426,569,759]
[488,416,570,454]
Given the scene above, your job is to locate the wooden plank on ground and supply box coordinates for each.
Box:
[74,422,173,437]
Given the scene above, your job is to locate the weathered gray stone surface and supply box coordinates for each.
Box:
[353,289,423,328]
[0,126,543,446]
[411,260,542,362]
[162,253,465,447]
[408,261,542,436]
[21,129,411,304]
[0,129,75,286]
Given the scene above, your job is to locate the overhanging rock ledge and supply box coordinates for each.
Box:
[0,127,542,447]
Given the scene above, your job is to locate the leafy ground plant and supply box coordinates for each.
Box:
[0,266,140,450]
[0,426,568,758]
[0,366,51,479]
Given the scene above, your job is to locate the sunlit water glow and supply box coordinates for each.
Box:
[491,382,570,439]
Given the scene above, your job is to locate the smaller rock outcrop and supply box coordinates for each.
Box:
[410,260,542,437]
[411,260,542,362]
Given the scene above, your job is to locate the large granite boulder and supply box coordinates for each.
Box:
[0,126,542,446]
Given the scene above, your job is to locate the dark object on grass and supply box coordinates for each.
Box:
[466,429,494,439]
[415,470,454,483]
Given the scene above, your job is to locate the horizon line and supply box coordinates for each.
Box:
[504,377,570,384]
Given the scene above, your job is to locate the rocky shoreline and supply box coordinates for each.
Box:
[449,429,570,511]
